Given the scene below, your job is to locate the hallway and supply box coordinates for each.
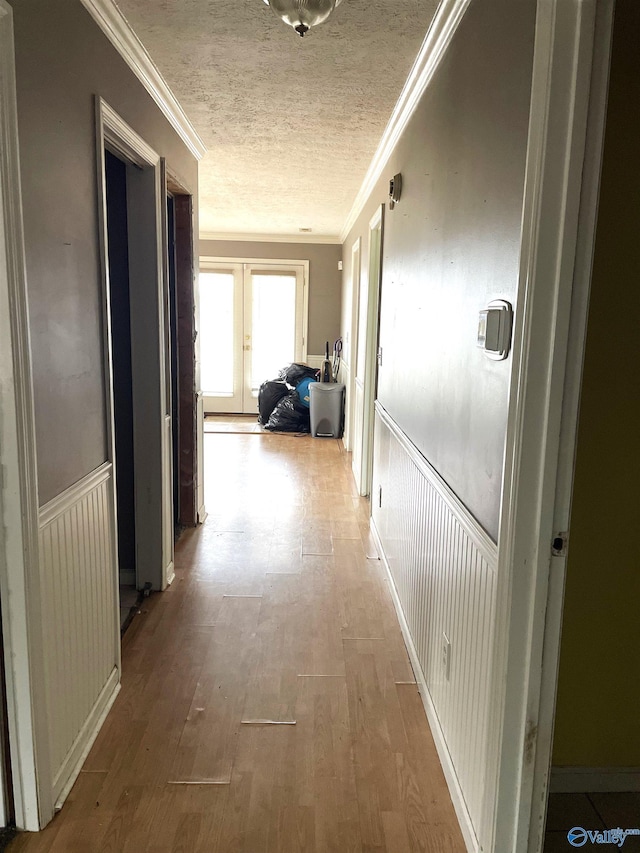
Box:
[10,432,465,853]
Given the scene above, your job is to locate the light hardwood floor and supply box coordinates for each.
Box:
[10,432,466,852]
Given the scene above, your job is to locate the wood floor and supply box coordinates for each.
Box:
[10,433,466,853]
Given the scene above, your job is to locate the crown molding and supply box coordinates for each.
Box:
[199,231,342,245]
[79,0,206,161]
[340,0,473,242]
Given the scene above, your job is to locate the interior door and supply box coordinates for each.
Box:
[200,260,307,414]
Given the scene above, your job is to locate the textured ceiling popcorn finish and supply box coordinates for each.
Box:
[114,0,440,238]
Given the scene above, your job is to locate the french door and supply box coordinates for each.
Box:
[200,259,308,413]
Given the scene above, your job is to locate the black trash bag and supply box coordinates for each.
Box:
[278,362,318,387]
[257,380,289,425]
[265,391,310,433]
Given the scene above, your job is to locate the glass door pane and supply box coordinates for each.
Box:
[248,272,297,397]
[199,266,244,412]
[200,271,234,395]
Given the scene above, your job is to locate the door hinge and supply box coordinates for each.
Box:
[377,346,383,366]
[551,531,568,557]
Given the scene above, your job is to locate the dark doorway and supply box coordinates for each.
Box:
[105,150,136,587]
[166,194,180,531]
[164,184,198,528]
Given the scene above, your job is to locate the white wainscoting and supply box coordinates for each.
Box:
[371,404,498,852]
[306,354,325,370]
[38,462,120,807]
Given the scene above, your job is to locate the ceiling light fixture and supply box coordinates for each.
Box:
[263,0,343,37]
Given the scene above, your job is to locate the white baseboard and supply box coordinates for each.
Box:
[53,668,120,811]
[197,503,207,525]
[370,518,478,853]
[550,767,640,793]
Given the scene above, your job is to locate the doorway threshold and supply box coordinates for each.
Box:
[204,414,264,434]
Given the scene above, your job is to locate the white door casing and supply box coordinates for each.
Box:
[0,0,52,829]
[96,98,174,592]
[352,205,384,497]
[344,238,361,452]
[484,2,612,850]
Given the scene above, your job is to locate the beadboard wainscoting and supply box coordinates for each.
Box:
[371,403,498,852]
[38,462,120,808]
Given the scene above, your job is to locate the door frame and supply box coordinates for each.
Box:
[353,205,384,497]
[96,98,174,591]
[199,256,309,413]
[343,238,361,452]
[484,2,613,850]
[0,0,51,830]
[164,180,198,528]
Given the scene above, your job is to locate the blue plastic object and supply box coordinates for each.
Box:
[296,377,315,408]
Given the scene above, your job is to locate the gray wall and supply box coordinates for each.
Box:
[342,0,536,539]
[11,0,198,506]
[199,239,342,355]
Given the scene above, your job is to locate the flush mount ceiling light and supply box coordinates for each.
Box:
[263,0,343,37]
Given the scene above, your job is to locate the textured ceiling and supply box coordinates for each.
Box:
[114,0,440,238]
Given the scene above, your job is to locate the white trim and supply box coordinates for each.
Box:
[306,354,326,370]
[201,255,310,270]
[200,231,342,245]
[0,0,53,830]
[370,518,477,853]
[38,463,112,529]
[484,2,607,851]
[79,0,205,160]
[528,3,614,850]
[375,402,496,566]
[101,99,159,167]
[95,98,123,672]
[52,669,120,807]
[550,768,640,795]
[343,237,361,452]
[340,0,472,242]
[97,97,173,594]
[358,204,384,496]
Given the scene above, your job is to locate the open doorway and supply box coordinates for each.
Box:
[104,151,136,601]
[165,185,198,529]
[97,99,175,595]
[351,206,384,497]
